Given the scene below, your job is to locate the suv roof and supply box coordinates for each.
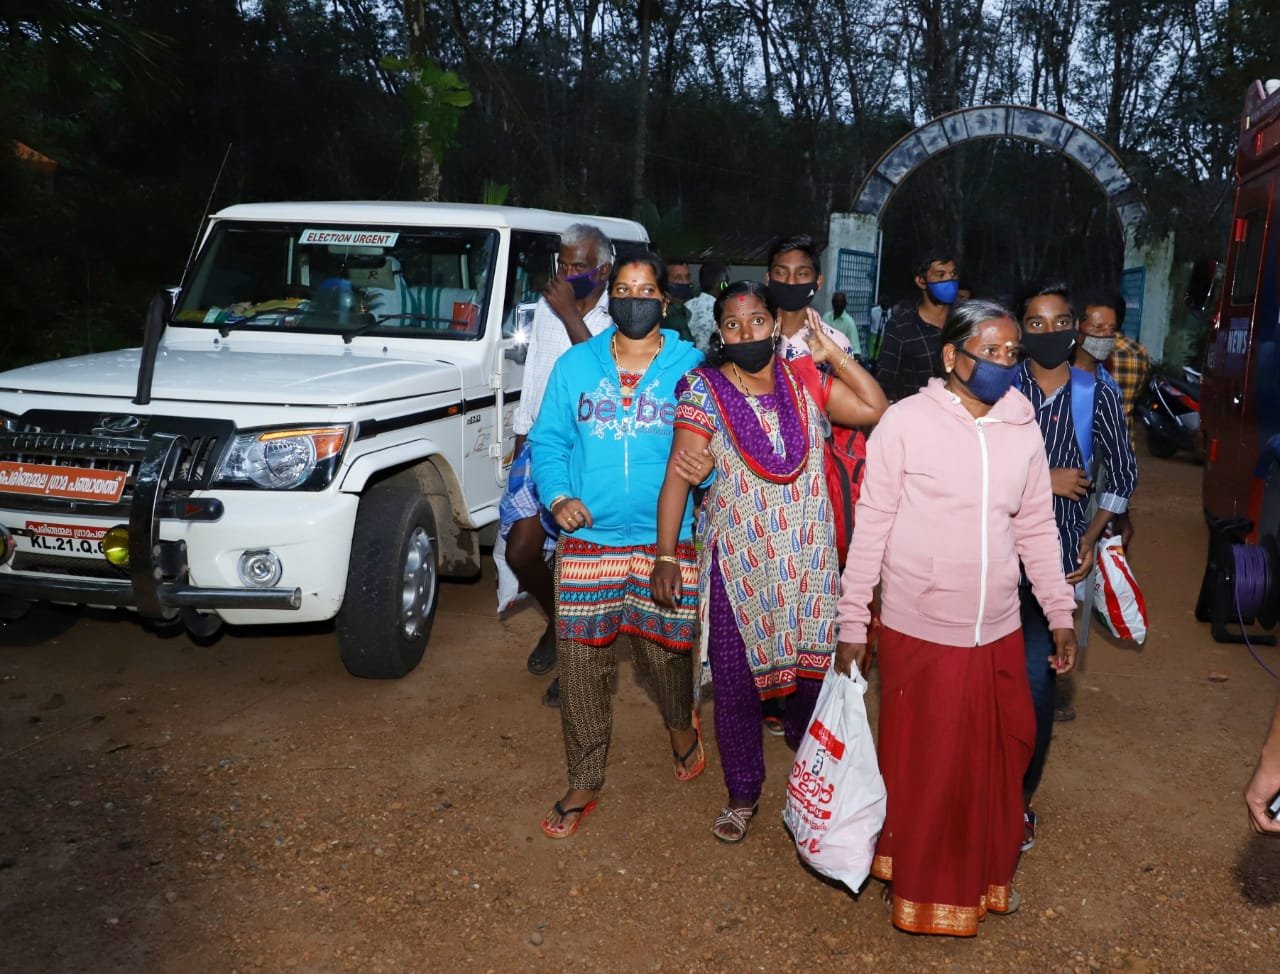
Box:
[211,201,649,242]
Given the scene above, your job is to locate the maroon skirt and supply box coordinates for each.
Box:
[872,626,1035,936]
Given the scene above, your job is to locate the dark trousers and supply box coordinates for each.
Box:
[1019,586,1055,802]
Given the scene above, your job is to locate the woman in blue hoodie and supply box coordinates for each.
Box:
[529,253,706,839]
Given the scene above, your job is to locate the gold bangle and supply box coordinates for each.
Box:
[654,554,680,566]
[549,495,570,511]
[837,351,852,372]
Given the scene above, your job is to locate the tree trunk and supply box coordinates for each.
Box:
[633,0,652,213]
[402,0,440,200]
[418,138,442,201]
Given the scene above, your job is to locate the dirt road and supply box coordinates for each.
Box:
[3,449,1279,973]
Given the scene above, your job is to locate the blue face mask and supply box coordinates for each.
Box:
[927,279,960,305]
[955,347,1018,404]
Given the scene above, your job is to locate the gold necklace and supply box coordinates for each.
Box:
[612,333,663,401]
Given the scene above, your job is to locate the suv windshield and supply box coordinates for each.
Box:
[174,222,498,339]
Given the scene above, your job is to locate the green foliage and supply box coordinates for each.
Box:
[481,179,510,205]
[0,0,416,366]
[381,54,473,156]
[634,199,704,260]
[0,0,1264,366]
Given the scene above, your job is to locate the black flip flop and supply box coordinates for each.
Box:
[526,633,557,676]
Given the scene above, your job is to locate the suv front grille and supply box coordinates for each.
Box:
[0,411,235,513]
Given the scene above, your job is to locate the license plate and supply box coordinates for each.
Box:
[0,461,126,503]
[19,520,108,556]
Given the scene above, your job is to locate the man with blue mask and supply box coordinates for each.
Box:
[504,224,615,706]
[1014,278,1138,854]
[876,250,960,402]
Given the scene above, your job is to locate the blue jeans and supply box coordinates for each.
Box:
[1020,586,1055,801]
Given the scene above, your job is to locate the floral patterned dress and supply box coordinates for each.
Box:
[673,359,839,697]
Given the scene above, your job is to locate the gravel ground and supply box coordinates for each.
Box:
[3,446,1280,973]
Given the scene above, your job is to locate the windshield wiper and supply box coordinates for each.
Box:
[340,313,456,344]
[214,306,313,338]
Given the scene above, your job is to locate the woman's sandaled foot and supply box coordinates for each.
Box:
[671,713,705,782]
[541,789,598,839]
[711,801,758,843]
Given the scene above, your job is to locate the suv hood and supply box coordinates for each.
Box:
[0,342,462,406]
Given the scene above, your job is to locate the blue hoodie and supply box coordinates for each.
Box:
[529,326,703,548]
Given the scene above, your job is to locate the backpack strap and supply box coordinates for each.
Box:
[1069,366,1097,473]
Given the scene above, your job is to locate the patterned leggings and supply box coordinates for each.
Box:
[708,554,821,805]
[558,637,694,791]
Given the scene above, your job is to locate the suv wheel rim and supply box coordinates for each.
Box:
[401,526,436,639]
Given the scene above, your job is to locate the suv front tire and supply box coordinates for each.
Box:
[336,483,439,678]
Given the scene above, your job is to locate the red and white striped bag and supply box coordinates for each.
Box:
[1092,536,1148,644]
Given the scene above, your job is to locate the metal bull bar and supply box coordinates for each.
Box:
[0,433,301,617]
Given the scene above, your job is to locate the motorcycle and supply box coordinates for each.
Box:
[1136,365,1202,459]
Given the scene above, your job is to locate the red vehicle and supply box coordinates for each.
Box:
[1197,79,1280,641]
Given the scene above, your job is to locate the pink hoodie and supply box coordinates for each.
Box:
[837,379,1075,646]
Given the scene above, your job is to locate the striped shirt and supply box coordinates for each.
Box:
[1016,364,1139,577]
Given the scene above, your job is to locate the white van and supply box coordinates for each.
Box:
[0,202,647,677]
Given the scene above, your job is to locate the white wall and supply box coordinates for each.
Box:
[1122,228,1175,364]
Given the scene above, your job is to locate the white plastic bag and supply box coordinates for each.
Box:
[783,668,886,892]
[1092,536,1148,644]
[492,533,526,615]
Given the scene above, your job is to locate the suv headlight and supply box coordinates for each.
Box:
[0,411,18,433]
[213,426,349,490]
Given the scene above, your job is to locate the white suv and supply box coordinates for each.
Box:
[0,202,646,678]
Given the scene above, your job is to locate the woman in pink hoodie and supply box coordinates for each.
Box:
[835,300,1077,937]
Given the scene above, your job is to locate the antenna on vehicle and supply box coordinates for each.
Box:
[178,142,233,292]
[134,144,232,407]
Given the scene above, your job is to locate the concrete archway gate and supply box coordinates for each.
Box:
[823,105,1173,360]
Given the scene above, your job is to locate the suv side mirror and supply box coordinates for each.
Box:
[501,303,536,364]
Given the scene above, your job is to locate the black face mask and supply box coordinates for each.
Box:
[611,297,663,339]
[720,335,776,374]
[767,280,816,312]
[1021,329,1076,368]
[668,283,693,302]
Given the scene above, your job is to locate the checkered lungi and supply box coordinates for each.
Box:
[498,441,558,548]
